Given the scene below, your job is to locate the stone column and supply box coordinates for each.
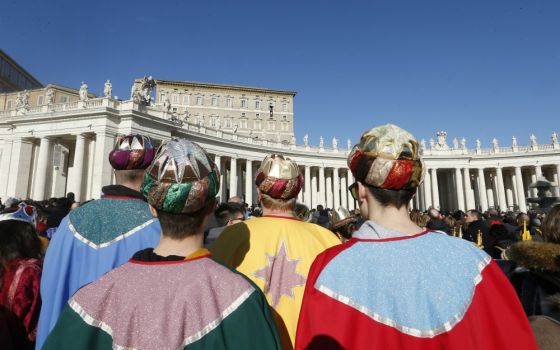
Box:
[311,168,318,208]
[68,134,86,201]
[496,167,507,211]
[423,168,432,209]
[214,155,224,202]
[33,137,52,200]
[514,166,527,212]
[530,168,538,198]
[430,168,440,209]
[229,157,237,198]
[304,166,311,206]
[463,168,475,210]
[341,169,348,210]
[318,166,325,207]
[477,168,488,212]
[486,172,495,209]
[245,159,252,206]
[6,139,34,199]
[333,168,340,209]
[556,164,560,197]
[455,167,465,211]
[91,132,115,199]
[326,169,333,208]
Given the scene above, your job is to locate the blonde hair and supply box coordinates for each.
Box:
[260,193,296,211]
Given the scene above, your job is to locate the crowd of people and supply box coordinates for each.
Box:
[0,124,557,349]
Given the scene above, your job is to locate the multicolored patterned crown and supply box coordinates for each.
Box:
[329,206,357,230]
[255,154,304,200]
[347,124,424,190]
[109,134,156,170]
[140,138,220,214]
[0,202,37,227]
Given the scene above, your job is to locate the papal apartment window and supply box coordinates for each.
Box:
[60,96,68,103]
[211,97,218,106]
[226,98,232,107]
[282,103,287,112]
[240,119,247,129]
[183,95,189,105]
[225,118,232,128]
[160,94,166,103]
[197,96,203,105]
[38,95,44,105]
[172,94,179,104]
[255,100,261,109]
[211,117,216,127]
[255,120,261,129]
[241,99,247,108]
[6,100,12,109]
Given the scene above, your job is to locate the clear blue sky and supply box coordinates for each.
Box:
[2,0,559,148]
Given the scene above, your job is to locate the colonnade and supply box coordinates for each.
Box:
[418,164,560,213]
[211,155,356,209]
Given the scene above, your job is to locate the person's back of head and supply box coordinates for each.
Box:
[428,207,441,221]
[487,208,500,218]
[227,196,244,204]
[214,202,245,227]
[465,210,482,223]
[141,138,220,239]
[109,134,156,192]
[255,154,303,215]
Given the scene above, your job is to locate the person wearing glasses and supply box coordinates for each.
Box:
[296,124,537,350]
[211,154,340,349]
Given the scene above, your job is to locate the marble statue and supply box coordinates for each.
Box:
[162,95,171,113]
[332,137,338,149]
[79,82,88,101]
[15,92,23,109]
[319,136,324,148]
[512,136,517,147]
[103,80,112,98]
[453,138,459,150]
[552,131,558,144]
[434,131,450,150]
[22,90,29,109]
[46,88,54,105]
[347,139,352,150]
[460,137,466,149]
[303,134,309,147]
[233,124,238,133]
[476,139,481,150]
[530,134,537,147]
[130,84,139,102]
[132,76,156,105]
[291,135,296,145]
[492,138,498,148]
[420,139,427,149]
[429,138,435,149]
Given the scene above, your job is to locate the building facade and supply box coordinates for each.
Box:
[1,80,559,213]
[153,79,296,144]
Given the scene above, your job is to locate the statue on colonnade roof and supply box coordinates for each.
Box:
[104,80,112,98]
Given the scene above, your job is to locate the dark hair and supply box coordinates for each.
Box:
[156,203,212,239]
[214,203,245,227]
[115,169,145,184]
[0,220,42,282]
[542,205,560,244]
[367,185,415,209]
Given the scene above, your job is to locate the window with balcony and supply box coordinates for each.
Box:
[196,96,203,105]
[225,118,232,128]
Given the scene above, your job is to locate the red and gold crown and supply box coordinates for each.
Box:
[255,154,303,200]
[348,124,424,190]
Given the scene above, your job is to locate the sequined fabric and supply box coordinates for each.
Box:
[255,154,303,199]
[348,124,425,190]
[141,139,220,214]
[108,134,155,170]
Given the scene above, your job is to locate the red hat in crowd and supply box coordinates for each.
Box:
[255,154,304,200]
[108,134,156,170]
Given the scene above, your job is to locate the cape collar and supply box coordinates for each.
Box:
[101,185,146,200]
